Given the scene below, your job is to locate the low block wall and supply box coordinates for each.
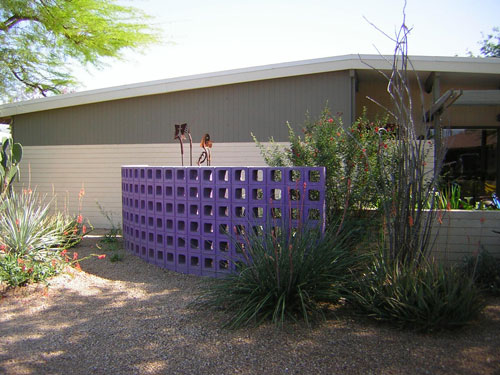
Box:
[121,166,326,277]
[431,210,500,264]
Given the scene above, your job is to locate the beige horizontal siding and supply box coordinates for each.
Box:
[15,142,279,228]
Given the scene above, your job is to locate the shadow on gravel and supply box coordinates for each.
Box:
[0,237,499,375]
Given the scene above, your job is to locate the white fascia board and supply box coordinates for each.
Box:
[1,54,499,117]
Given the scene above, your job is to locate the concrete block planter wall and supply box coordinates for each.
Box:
[431,210,500,264]
[122,166,326,277]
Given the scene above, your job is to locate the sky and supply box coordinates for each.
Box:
[67,0,500,92]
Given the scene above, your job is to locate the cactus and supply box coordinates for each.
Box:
[0,137,23,197]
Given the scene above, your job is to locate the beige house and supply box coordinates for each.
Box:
[0,54,499,228]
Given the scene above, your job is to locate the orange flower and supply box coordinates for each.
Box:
[82,225,87,234]
[98,254,106,259]
[73,252,78,260]
[61,249,67,256]
[77,215,83,224]
[75,263,82,271]
[408,215,414,227]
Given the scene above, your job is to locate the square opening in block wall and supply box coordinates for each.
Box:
[308,208,321,220]
[252,225,264,236]
[141,185,146,194]
[234,224,246,235]
[218,206,229,218]
[177,186,185,198]
[147,201,153,211]
[219,223,229,235]
[156,186,162,196]
[203,187,213,199]
[177,203,186,215]
[271,170,282,182]
[190,221,199,233]
[176,169,185,181]
[166,219,174,230]
[157,234,163,244]
[178,237,186,248]
[140,169,145,178]
[141,246,146,256]
[252,169,264,182]
[147,169,153,179]
[133,169,137,178]
[141,200,146,210]
[291,208,301,220]
[156,169,162,180]
[204,222,214,234]
[165,169,173,180]
[270,189,282,201]
[189,169,199,182]
[271,207,282,219]
[204,258,214,268]
[148,232,154,242]
[219,260,229,270]
[165,203,174,214]
[165,186,173,198]
[203,169,213,182]
[156,218,163,229]
[203,205,214,217]
[190,238,200,250]
[235,242,245,254]
[148,185,153,195]
[135,200,139,209]
[290,169,301,182]
[166,236,174,246]
[177,220,186,232]
[235,206,246,218]
[149,248,154,258]
[178,254,186,264]
[290,189,301,201]
[235,169,246,182]
[157,250,163,260]
[135,245,140,254]
[167,252,174,262]
[189,186,199,199]
[218,170,229,182]
[309,170,321,182]
[134,185,139,194]
[204,240,214,251]
[141,216,146,225]
[308,190,320,201]
[252,188,264,200]
[235,188,246,200]
[219,241,229,252]
[191,256,199,266]
[189,204,199,216]
[148,217,154,227]
[156,202,162,213]
[141,231,146,241]
[218,188,229,200]
[252,207,264,219]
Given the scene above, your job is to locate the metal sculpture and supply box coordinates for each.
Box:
[197,133,212,166]
[174,123,193,166]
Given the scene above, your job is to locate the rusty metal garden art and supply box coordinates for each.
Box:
[174,123,193,166]
[197,133,212,166]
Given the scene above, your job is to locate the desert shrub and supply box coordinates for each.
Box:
[348,253,485,332]
[462,249,500,296]
[195,221,365,329]
[253,107,396,220]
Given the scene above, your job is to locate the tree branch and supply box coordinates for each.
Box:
[0,15,41,32]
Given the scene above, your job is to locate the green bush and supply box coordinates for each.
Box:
[195,221,365,329]
[462,249,500,296]
[253,107,396,219]
[348,253,485,332]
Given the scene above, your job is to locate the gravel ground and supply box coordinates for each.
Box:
[1,236,499,375]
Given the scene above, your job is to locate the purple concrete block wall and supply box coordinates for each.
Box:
[122,166,326,277]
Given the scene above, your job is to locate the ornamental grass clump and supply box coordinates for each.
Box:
[195,221,365,329]
[348,253,485,332]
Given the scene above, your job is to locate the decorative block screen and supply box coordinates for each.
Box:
[121,166,326,277]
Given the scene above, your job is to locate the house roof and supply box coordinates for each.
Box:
[1,54,499,118]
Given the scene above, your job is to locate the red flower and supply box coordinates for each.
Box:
[51,259,57,268]
[375,127,379,132]
[17,258,24,265]
[61,249,67,256]
[82,225,87,234]
[383,143,388,149]
[362,148,366,153]
[98,254,106,259]
[336,132,341,137]
[0,244,6,252]
[327,118,333,123]
[330,137,334,141]
[77,215,83,224]
[73,252,78,260]
[75,263,82,271]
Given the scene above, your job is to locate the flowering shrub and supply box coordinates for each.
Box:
[253,107,396,219]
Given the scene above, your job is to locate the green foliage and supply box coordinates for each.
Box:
[195,222,365,329]
[0,0,160,101]
[0,137,22,196]
[253,108,396,219]
[348,253,485,332]
[462,249,500,296]
[479,27,500,58]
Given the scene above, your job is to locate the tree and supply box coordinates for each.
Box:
[0,0,159,102]
[479,27,499,57]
